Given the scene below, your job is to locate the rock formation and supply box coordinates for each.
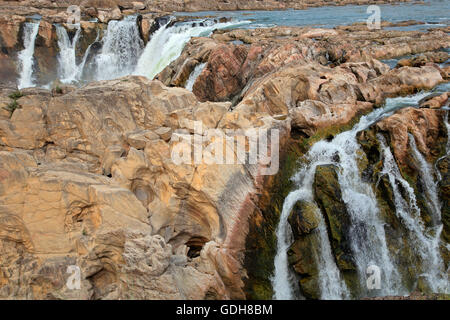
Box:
[0,0,449,300]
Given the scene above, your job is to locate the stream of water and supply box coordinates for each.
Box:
[17,21,40,89]
[272,91,449,299]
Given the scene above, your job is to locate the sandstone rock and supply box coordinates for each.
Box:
[397,51,449,68]
[97,6,122,23]
[419,92,448,109]
[194,44,249,102]
[0,94,49,149]
[0,75,291,299]
[357,66,443,105]
[290,100,372,137]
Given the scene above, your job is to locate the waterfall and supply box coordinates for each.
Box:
[56,25,82,83]
[272,169,350,300]
[17,21,40,89]
[95,16,144,81]
[272,190,301,300]
[76,30,100,82]
[134,19,251,80]
[272,92,432,299]
[379,135,448,293]
[185,62,207,91]
[446,111,450,153]
[409,134,442,225]
[315,214,351,299]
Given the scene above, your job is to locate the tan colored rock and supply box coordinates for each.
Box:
[357,66,444,104]
[0,94,49,149]
[193,44,249,102]
[0,76,291,299]
[290,100,373,136]
[419,92,448,109]
[97,6,122,23]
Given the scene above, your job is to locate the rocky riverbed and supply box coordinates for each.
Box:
[0,0,449,300]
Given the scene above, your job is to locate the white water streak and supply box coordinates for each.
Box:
[272,190,301,300]
[95,16,144,81]
[17,21,40,89]
[56,25,82,83]
[134,19,251,80]
[409,134,442,224]
[185,62,206,91]
[379,135,448,293]
[273,92,432,299]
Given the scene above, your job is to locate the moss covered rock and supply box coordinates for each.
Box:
[437,156,450,267]
[288,230,322,299]
[313,165,356,272]
[288,200,320,239]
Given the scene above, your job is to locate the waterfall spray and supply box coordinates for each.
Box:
[56,24,82,83]
[17,21,40,89]
[134,19,251,80]
[95,16,144,81]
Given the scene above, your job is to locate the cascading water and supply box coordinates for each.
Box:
[409,134,442,225]
[379,135,448,293]
[17,21,40,89]
[95,15,144,81]
[272,191,301,300]
[134,19,251,80]
[56,24,82,83]
[272,91,434,299]
[76,30,100,82]
[185,62,207,91]
[436,111,450,180]
[446,111,450,153]
[15,17,250,86]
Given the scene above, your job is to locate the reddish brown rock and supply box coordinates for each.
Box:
[377,107,445,167]
[193,44,249,102]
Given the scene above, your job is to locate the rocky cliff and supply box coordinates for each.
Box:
[0,0,449,300]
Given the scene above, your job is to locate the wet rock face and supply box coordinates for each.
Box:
[437,156,450,245]
[376,107,447,170]
[0,14,25,86]
[313,165,355,272]
[357,104,450,284]
[287,200,321,299]
[288,201,319,238]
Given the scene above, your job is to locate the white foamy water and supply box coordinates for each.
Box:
[272,190,301,300]
[56,24,82,83]
[409,134,442,225]
[17,21,40,89]
[379,135,448,293]
[185,62,207,91]
[272,92,433,299]
[134,19,251,80]
[95,16,144,81]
